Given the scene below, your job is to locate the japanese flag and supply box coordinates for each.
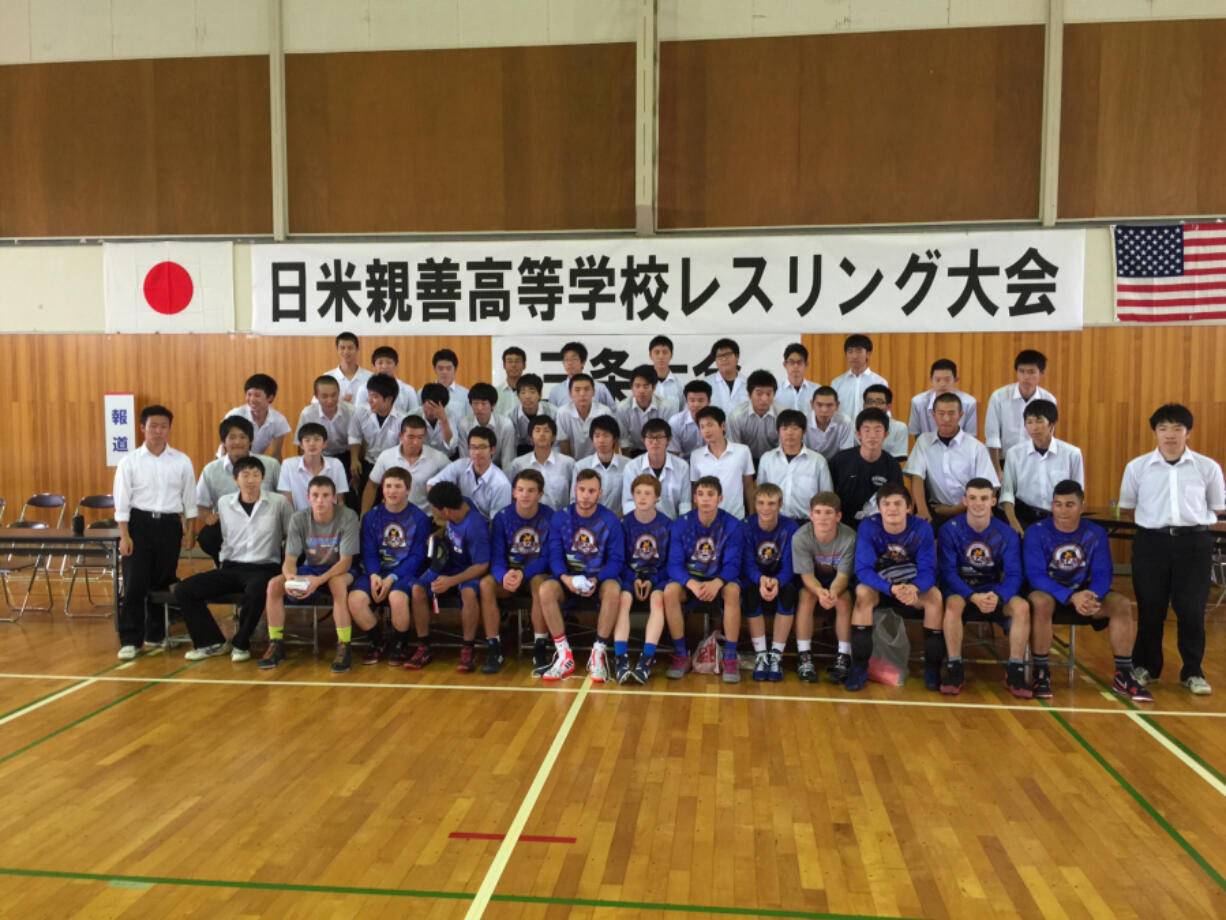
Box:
[103,241,235,333]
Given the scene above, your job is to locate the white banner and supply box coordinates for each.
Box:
[104,392,135,467]
[251,229,1084,337]
[491,335,783,404]
[104,241,234,333]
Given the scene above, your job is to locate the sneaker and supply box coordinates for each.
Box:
[665,654,690,680]
[797,651,818,683]
[231,647,251,663]
[844,664,868,692]
[1114,669,1153,703]
[767,650,783,682]
[940,660,965,695]
[1132,666,1151,687]
[614,654,632,684]
[1031,667,1053,700]
[629,657,651,684]
[456,645,476,674]
[825,652,850,684]
[142,639,164,650]
[405,645,433,670]
[532,642,552,677]
[541,650,575,681]
[258,639,285,670]
[117,645,139,661]
[362,640,385,666]
[722,658,741,684]
[185,640,231,661]
[1183,675,1212,695]
[331,642,352,673]
[482,647,505,675]
[924,665,941,692]
[1004,663,1033,699]
[387,640,408,667]
[752,651,770,681]
[587,647,609,683]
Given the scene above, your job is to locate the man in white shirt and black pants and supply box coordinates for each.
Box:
[1119,404,1226,695]
[113,405,197,659]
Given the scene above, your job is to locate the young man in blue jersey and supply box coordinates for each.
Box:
[617,473,673,684]
[741,483,798,682]
[347,468,430,667]
[937,478,1030,697]
[849,482,942,692]
[1024,479,1151,702]
[665,476,744,683]
[539,469,625,682]
[414,481,491,673]
[480,470,554,675]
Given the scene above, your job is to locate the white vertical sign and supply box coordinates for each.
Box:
[104,393,136,467]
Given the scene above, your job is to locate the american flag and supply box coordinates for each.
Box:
[1113,222,1226,322]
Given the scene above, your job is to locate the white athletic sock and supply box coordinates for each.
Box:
[797,640,812,652]
[838,641,852,655]
[772,641,786,653]
[751,635,767,653]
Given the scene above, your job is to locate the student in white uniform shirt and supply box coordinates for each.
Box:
[347,374,404,498]
[704,337,749,412]
[412,382,459,458]
[556,373,614,461]
[616,365,671,455]
[689,406,755,520]
[364,414,450,513]
[278,423,349,511]
[322,331,372,404]
[509,416,574,510]
[804,386,855,460]
[297,376,356,465]
[777,342,820,412]
[999,399,1083,534]
[457,382,517,470]
[572,416,627,515]
[547,341,617,410]
[727,370,786,462]
[495,345,528,415]
[113,404,197,658]
[984,348,1057,478]
[1120,403,1226,695]
[648,335,683,414]
[908,359,978,437]
[861,384,910,460]
[220,373,291,460]
[427,426,513,521]
[429,348,470,425]
[621,418,692,519]
[357,346,420,415]
[756,410,832,523]
[904,392,998,526]
[197,416,281,563]
[830,333,888,421]
[507,374,556,455]
[667,379,711,460]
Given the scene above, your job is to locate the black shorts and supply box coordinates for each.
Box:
[741,581,798,616]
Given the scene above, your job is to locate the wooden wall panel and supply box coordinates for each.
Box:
[1060,20,1226,218]
[285,45,636,233]
[0,57,272,238]
[658,27,1044,229]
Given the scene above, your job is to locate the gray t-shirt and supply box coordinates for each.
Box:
[791,522,856,588]
[286,505,360,569]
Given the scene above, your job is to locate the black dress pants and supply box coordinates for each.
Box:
[117,510,183,646]
[1131,528,1212,681]
[173,561,280,651]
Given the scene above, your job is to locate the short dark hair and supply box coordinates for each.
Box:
[232,455,266,478]
[401,414,427,432]
[631,364,658,386]
[307,474,336,495]
[864,383,893,404]
[1015,349,1047,372]
[516,373,543,394]
[813,385,838,402]
[695,406,726,426]
[530,415,558,437]
[783,342,808,362]
[776,409,807,432]
[875,482,911,508]
[746,369,778,394]
[219,415,254,443]
[502,345,526,363]
[683,379,712,398]
[810,491,841,512]
[933,392,963,411]
[420,382,449,405]
[712,337,740,357]
[930,359,957,378]
[512,469,545,491]
[575,468,602,486]
[365,373,398,400]
[649,335,674,353]
[432,348,459,368]
[313,374,340,395]
[1149,403,1194,431]
[371,345,399,364]
[965,477,995,493]
[427,481,463,509]
[140,405,173,426]
[244,373,277,398]
[589,416,621,439]
[568,373,595,392]
[641,418,672,440]
[297,422,327,442]
[855,407,890,431]
[694,475,723,495]
[561,341,588,363]
[843,334,873,353]
[468,382,499,405]
[382,467,412,489]
[1053,479,1084,501]
[467,425,496,450]
[335,331,358,347]
[1023,399,1058,425]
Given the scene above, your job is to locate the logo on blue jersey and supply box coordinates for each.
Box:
[964,540,993,570]
[382,523,407,550]
[756,540,780,567]
[1051,542,1084,574]
[883,542,908,562]
[570,527,600,557]
[632,534,660,563]
[691,536,717,564]
[511,526,542,557]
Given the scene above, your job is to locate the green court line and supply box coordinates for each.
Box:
[0,659,129,722]
[1041,700,1226,893]
[0,664,193,768]
[0,867,919,919]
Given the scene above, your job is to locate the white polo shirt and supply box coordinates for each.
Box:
[368,444,450,511]
[616,395,672,452]
[556,403,614,461]
[1119,448,1226,528]
[804,411,855,460]
[428,459,512,521]
[621,453,692,519]
[907,389,979,436]
[220,405,291,457]
[704,372,749,412]
[904,430,999,506]
[1000,438,1084,510]
[756,447,832,521]
[509,450,575,511]
[277,456,349,511]
[983,383,1057,453]
[689,441,755,520]
[573,454,628,514]
[296,401,355,456]
[830,368,888,421]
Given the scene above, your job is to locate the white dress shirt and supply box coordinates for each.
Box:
[830,368,888,421]
[277,456,350,510]
[804,411,855,459]
[113,444,196,522]
[495,380,520,415]
[443,383,470,424]
[756,447,832,521]
[369,444,450,511]
[358,378,420,416]
[621,453,692,518]
[348,407,405,462]
[654,373,683,415]
[216,491,292,564]
[907,389,979,436]
[196,454,281,510]
[548,378,616,411]
[428,460,512,521]
[220,405,291,457]
[904,431,999,506]
[324,365,373,404]
[689,441,755,520]
[408,409,459,457]
[1119,448,1226,528]
[509,450,575,510]
[727,402,786,460]
[983,383,1057,452]
[296,401,355,456]
[776,379,820,413]
[616,395,673,452]
[999,437,1084,510]
[508,400,556,448]
[556,403,614,461]
[704,372,749,412]
[457,412,517,470]
[666,409,705,459]
[573,454,628,513]
[864,416,912,459]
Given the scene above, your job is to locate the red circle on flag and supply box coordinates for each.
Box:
[143,261,194,315]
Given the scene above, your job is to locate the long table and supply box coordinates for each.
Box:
[0,527,120,621]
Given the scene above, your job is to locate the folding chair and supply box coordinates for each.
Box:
[64,495,119,617]
[1,493,67,615]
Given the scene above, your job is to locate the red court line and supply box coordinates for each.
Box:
[450,831,576,844]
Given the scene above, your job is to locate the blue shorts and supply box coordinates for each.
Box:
[620,572,666,594]
[298,564,332,578]
[350,573,411,598]
[413,572,482,596]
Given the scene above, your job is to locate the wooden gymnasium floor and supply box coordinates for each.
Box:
[2,569,1226,919]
